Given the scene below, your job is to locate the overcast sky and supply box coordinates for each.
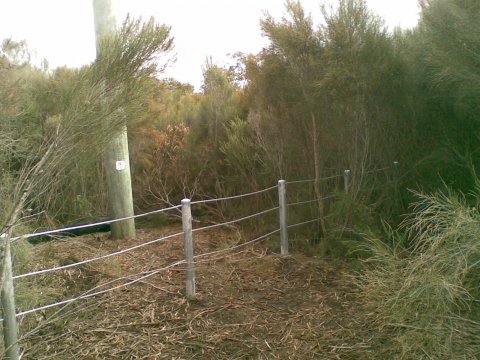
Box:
[0,0,420,89]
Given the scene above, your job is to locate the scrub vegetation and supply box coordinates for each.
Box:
[0,0,479,358]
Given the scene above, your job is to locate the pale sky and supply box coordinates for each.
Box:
[0,0,420,90]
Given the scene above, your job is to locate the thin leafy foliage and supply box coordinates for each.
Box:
[359,186,480,358]
[0,17,173,288]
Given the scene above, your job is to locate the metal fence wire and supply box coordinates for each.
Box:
[5,164,397,333]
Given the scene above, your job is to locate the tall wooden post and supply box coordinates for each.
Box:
[1,233,20,360]
[92,0,135,239]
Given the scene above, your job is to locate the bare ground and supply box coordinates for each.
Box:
[12,225,374,359]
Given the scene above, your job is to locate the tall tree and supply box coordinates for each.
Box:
[320,0,398,192]
[260,1,331,243]
[398,0,480,193]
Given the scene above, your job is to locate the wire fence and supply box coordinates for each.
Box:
[5,163,398,351]
[13,231,184,280]
[13,165,393,243]
[16,259,187,317]
[190,185,278,205]
[11,204,182,241]
[11,183,285,317]
[192,206,279,234]
[288,218,322,230]
[14,206,280,280]
[285,174,343,185]
[287,195,336,209]
[15,228,281,319]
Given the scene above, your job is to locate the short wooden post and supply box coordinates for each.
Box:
[278,180,289,256]
[1,233,20,360]
[181,199,195,299]
[344,170,351,194]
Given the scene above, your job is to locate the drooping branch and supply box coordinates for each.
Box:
[0,16,173,288]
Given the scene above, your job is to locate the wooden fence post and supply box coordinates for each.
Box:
[344,170,351,194]
[181,199,195,299]
[278,180,289,256]
[1,233,20,360]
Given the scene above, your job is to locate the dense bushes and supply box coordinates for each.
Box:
[1,0,479,246]
[359,187,480,358]
[0,18,174,232]
[0,1,479,356]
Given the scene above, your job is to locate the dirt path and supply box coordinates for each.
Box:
[15,227,371,359]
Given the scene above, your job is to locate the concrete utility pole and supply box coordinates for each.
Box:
[93,0,136,239]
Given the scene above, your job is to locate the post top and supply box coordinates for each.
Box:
[181,198,191,204]
[92,0,118,56]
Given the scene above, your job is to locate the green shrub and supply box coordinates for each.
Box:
[324,191,379,259]
[359,187,480,359]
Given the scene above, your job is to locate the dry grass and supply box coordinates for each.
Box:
[357,189,480,359]
[9,225,374,359]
